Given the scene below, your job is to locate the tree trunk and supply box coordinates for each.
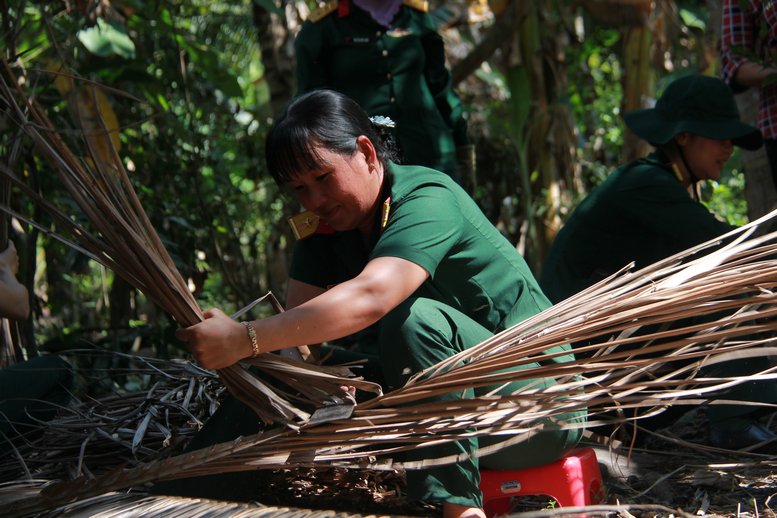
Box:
[109,275,132,332]
[252,1,297,118]
[451,1,530,86]
[621,26,654,161]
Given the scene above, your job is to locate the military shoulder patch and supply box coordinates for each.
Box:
[403,0,428,12]
[308,0,338,23]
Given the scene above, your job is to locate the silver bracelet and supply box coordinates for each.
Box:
[241,321,259,358]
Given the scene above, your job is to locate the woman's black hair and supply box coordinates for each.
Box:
[265,89,400,185]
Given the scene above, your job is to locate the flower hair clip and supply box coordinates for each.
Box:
[369,115,396,128]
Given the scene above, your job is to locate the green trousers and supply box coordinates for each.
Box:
[378,297,585,509]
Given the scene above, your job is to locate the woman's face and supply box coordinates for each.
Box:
[287,137,384,234]
[677,133,734,182]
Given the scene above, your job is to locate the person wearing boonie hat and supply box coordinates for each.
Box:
[624,74,763,196]
[540,74,777,452]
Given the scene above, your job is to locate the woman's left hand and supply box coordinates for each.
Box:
[176,308,254,370]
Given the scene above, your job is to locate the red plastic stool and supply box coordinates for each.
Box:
[479,447,604,517]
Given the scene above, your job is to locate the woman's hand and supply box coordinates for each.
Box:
[176,257,429,371]
[176,308,254,370]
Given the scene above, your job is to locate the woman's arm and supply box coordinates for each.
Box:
[178,256,429,370]
[0,241,30,321]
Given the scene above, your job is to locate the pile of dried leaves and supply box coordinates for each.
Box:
[0,352,433,516]
[0,351,224,483]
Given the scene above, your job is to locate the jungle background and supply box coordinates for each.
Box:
[1,0,777,514]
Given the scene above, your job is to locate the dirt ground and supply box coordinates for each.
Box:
[250,445,777,517]
[250,410,777,517]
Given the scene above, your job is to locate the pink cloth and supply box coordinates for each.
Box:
[353,0,403,27]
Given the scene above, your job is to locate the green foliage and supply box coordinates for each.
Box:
[566,26,624,190]
[679,5,706,32]
[701,153,749,227]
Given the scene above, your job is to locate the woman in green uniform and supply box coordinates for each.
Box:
[540,75,762,304]
[540,74,777,451]
[178,89,583,518]
[294,0,472,183]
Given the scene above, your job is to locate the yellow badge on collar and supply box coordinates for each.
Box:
[403,0,428,12]
[288,211,321,240]
[308,0,338,23]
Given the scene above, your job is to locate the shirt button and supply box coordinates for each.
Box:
[382,50,388,57]
[390,97,396,103]
[386,73,392,80]
[376,31,382,37]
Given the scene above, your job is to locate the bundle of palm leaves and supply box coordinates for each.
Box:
[3,61,777,514]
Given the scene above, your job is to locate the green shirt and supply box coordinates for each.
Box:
[291,163,555,337]
[540,154,735,303]
[294,4,468,180]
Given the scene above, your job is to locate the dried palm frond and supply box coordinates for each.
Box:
[0,61,381,428]
[6,211,777,515]
[0,350,225,484]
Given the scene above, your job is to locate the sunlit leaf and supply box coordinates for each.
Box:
[679,7,706,31]
[78,19,136,59]
[76,87,122,152]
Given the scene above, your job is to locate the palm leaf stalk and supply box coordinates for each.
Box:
[6,212,777,515]
[0,62,374,428]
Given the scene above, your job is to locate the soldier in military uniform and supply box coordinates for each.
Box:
[540,75,777,452]
[179,90,584,518]
[295,0,473,184]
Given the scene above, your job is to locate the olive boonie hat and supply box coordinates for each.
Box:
[623,74,763,150]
